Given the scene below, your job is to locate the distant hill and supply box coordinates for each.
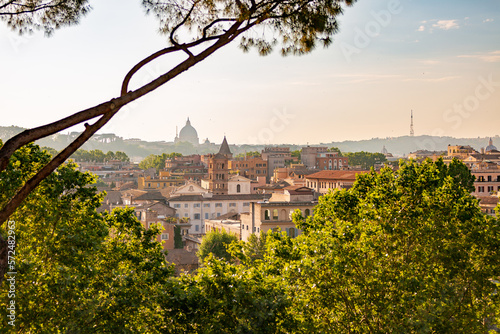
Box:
[1,126,498,160]
[320,135,500,157]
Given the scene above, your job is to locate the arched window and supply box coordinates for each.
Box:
[273,209,279,220]
[280,209,287,220]
[237,184,241,193]
[264,210,270,220]
[305,209,310,217]
[288,227,296,238]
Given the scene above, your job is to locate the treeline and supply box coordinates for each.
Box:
[329,147,388,169]
[139,152,182,172]
[344,151,387,169]
[42,147,130,163]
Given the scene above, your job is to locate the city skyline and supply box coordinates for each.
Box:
[1,0,499,145]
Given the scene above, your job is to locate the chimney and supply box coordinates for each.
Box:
[481,147,485,154]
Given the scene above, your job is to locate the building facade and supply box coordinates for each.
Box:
[229,156,268,180]
[315,152,349,170]
[202,137,233,195]
[306,170,371,194]
[261,147,293,182]
[240,186,316,241]
[301,146,328,168]
[168,193,270,234]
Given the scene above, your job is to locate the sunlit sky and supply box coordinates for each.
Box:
[1,0,499,145]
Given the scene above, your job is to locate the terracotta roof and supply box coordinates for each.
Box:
[169,194,271,202]
[257,181,291,190]
[134,191,168,202]
[122,189,147,197]
[477,196,499,205]
[306,170,371,180]
[103,190,123,205]
[113,181,136,191]
[207,212,240,221]
[284,185,313,192]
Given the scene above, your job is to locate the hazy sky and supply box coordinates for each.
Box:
[1,0,499,145]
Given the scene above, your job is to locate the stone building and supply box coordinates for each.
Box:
[240,186,316,241]
[301,146,328,168]
[201,137,233,195]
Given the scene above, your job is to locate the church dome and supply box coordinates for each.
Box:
[176,118,199,145]
[486,137,497,152]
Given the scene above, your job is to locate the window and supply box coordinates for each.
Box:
[217,213,221,217]
[488,175,492,182]
[205,213,209,219]
[184,213,189,217]
[184,204,188,208]
[215,203,222,207]
[237,184,241,193]
[273,209,279,220]
[195,225,199,232]
[161,233,169,240]
[194,213,201,220]
[305,209,310,217]
[173,204,181,208]
[264,210,270,220]
[243,202,250,207]
[204,203,210,208]
[175,214,179,218]
[288,227,296,238]
[229,203,236,207]
[194,203,200,208]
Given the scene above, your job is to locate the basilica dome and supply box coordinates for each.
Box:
[485,137,497,152]
[175,118,199,145]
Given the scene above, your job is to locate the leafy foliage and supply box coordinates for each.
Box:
[287,159,500,332]
[198,229,238,262]
[174,225,184,249]
[143,0,355,56]
[139,152,182,172]
[161,255,293,333]
[345,151,386,169]
[0,144,173,332]
[0,0,92,35]
[290,149,301,160]
[234,151,261,158]
[70,149,130,163]
[328,146,342,156]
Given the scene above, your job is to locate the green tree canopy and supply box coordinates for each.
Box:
[69,149,130,163]
[0,143,174,331]
[328,146,342,156]
[198,229,238,263]
[235,151,261,158]
[0,0,91,35]
[139,152,182,172]
[291,149,301,160]
[282,159,500,332]
[345,151,387,169]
